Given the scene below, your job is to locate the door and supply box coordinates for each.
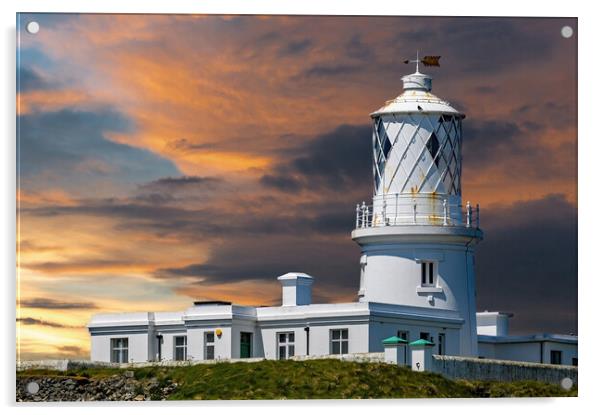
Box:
[240,332,252,358]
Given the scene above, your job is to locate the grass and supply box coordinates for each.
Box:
[17,359,577,400]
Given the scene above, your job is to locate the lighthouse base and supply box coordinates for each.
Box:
[352,225,482,356]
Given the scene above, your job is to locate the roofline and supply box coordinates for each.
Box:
[476,311,515,318]
[370,110,465,119]
[87,301,465,329]
[478,334,578,345]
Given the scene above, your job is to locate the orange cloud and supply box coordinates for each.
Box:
[17,89,91,115]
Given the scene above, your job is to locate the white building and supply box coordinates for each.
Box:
[88,63,577,366]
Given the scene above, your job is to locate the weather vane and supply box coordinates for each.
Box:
[404,51,441,72]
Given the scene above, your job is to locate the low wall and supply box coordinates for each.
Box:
[431,355,578,385]
[17,360,114,371]
[18,354,577,387]
[292,352,384,363]
[17,353,386,371]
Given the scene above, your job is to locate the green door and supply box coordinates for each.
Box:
[240,332,252,358]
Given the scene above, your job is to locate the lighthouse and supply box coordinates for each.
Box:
[89,56,578,367]
[351,57,483,356]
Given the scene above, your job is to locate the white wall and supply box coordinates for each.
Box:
[542,341,578,365]
[90,332,151,363]
[358,240,478,356]
[476,313,510,336]
[478,340,577,365]
[185,325,232,360]
[260,321,369,359]
[368,320,461,360]
[230,319,262,359]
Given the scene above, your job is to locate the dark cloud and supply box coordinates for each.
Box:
[18,108,179,195]
[139,176,222,190]
[17,317,82,329]
[462,117,576,184]
[345,34,374,60]
[259,174,303,193]
[511,101,576,130]
[462,120,523,166]
[472,85,498,94]
[261,124,373,194]
[390,17,570,77]
[24,195,358,242]
[21,297,98,310]
[302,63,362,78]
[166,138,217,153]
[19,67,52,92]
[278,38,313,56]
[154,235,360,293]
[476,194,577,335]
[135,176,224,203]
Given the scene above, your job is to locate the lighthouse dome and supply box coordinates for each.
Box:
[371,71,463,118]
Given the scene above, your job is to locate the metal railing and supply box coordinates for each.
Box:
[355,195,479,229]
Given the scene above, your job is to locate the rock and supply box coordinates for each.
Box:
[16,373,177,402]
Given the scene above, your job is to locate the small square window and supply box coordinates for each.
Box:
[174,336,187,361]
[330,329,349,355]
[277,332,295,359]
[550,350,562,365]
[110,338,129,363]
[421,261,436,286]
[205,332,215,360]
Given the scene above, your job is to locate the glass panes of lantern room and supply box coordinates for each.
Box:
[372,114,462,196]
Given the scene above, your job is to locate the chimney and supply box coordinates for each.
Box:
[277,273,314,306]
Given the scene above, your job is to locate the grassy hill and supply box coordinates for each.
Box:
[17,359,577,400]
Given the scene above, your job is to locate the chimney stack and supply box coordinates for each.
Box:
[277,273,314,306]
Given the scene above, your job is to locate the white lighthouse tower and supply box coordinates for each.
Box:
[352,58,483,356]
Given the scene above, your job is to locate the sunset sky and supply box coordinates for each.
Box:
[16,14,577,360]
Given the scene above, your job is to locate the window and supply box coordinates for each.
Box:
[330,329,349,355]
[205,332,215,360]
[374,117,392,189]
[550,350,562,365]
[277,332,295,360]
[438,333,446,355]
[156,335,163,361]
[572,357,578,366]
[397,330,409,342]
[110,338,128,363]
[420,332,431,342]
[174,336,187,361]
[421,262,435,286]
[425,133,440,167]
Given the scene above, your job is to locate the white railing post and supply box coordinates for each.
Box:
[466,201,472,228]
[443,199,448,226]
[395,193,399,226]
[382,194,387,226]
[356,204,360,229]
[476,204,480,228]
[361,201,367,228]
